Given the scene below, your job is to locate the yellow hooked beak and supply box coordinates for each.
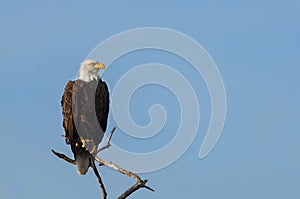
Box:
[95,62,105,69]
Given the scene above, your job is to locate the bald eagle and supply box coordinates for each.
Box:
[52,60,154,198]
[61,59,109,175]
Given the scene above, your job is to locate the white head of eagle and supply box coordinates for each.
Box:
[79,59,105,82]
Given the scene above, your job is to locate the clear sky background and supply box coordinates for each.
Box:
[1,0,299,198]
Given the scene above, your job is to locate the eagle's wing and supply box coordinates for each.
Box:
[95,79,110,144]
[61,80,76,144]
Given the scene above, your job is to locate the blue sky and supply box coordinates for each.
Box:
[1,0,300,198]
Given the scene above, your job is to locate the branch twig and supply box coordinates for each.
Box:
[90,155,107,199]
[96,126,116,154]
[94,156,154,198]
[51,149,75,165]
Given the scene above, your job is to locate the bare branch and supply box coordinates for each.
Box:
[94,156,154,198]
[53,126,154,198]
[90,155,107,199]
[118,179,154,199]
[52,150,108,199]
[51,149,75,165]
[96,126,116,154]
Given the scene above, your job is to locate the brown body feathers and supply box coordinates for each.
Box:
[61,79,109,155]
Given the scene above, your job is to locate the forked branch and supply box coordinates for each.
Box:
[96,126,116,154]
[52,150,108,199]
[52,126,154,198]
[94,156,154,198]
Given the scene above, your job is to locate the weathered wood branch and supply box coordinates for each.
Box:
[94,156,154,198]
[96,126,116,154]
[90,155,107,199]
[52,126,154,198]
[51,149,75,165]
[52,150,108,199]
